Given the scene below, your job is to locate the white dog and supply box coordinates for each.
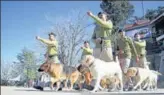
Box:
[81,55,123,92]
[126,67,161,90]
[142,70,161,90]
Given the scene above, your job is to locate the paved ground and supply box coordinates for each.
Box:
[1,86,164,95]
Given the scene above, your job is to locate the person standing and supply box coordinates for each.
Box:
[87,11,113,62]
[133,33,149,69]
[79,41,93,90]
[35,32,60,90]
[81,41,93,59]
[116,29,139,90]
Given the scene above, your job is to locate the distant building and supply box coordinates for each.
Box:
[124,12,164,54]
[150,12,164,49]
[124,19,153,54]
[124,19,151,40]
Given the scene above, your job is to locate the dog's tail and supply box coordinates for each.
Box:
[151,70,162,76]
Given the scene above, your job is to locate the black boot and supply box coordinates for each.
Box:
[33,86,44,91]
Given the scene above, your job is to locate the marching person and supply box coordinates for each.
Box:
[35,32,60,90]
[81,41,93,59]
[79,41,93,90]
[133,33,149,69]
[36,32,60,64]
[87,11,113,62]
[116,29,139,90]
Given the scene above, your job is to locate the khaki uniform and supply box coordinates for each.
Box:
[80,47,93,62]
[134,40,149,69]
[81,47,93,58]
[91,15,113,62]
[116,36,138,73]
[116,36,138,89]
[38,38,60,88]
[39,38,60,63]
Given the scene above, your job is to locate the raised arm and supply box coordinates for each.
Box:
[36,36,57,46]
[90,15,113,29]
[87,11,113,29]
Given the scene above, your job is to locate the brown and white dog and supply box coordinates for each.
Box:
[100,75,121,91]
[38,62,80,91]
[80,55,123,92]
[126,67,161,90]
[77,64,121,91]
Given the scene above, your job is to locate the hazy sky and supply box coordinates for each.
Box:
[1,1,164,63]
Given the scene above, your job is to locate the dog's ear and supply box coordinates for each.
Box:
[131,68,137,76]
[77,64,81,72]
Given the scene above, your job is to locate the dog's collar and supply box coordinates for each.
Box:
[88,59,95,68]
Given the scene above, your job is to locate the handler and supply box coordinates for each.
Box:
[35,32,60,90]
[133,33,149,69]
[79,41,93,90]
[36,32,60,64]
[87,11,113,62]
[81,41,93,59]
[116,29,139,90]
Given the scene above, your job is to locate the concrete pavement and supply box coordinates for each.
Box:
[1,86,164,95]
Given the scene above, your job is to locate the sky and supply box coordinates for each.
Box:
[1,1,164,63]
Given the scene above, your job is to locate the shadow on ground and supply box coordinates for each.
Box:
[14,89,164,95]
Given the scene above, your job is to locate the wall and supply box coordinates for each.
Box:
[147,51,164,88]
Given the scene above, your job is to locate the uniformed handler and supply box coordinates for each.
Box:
[35,32,60,90]
[79,41,93,90]
[134,33,149,69]
[36,32,60,64]
[87,11,113,62]
[116,29,139,90]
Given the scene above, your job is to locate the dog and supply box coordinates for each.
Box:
[100,75,121,91]
[142,70,162,90]
[77,63,122,91]
[38,62,80,91]
[126,67,161,90]
[80,55,123,92]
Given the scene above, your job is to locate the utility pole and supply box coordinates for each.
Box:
[142,0,145,19]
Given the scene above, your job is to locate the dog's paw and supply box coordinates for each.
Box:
[90,90,97,93]
[90,91,96,93]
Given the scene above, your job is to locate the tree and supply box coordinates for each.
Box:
[100,0,134,48]
[41,10,89,66]
[144,6,164,20]
[14,48,38,83]
[53,11,88,66]
[100,0,134,30]
[1,61,13,82]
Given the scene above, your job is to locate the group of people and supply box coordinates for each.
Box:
[34,11,149,91]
